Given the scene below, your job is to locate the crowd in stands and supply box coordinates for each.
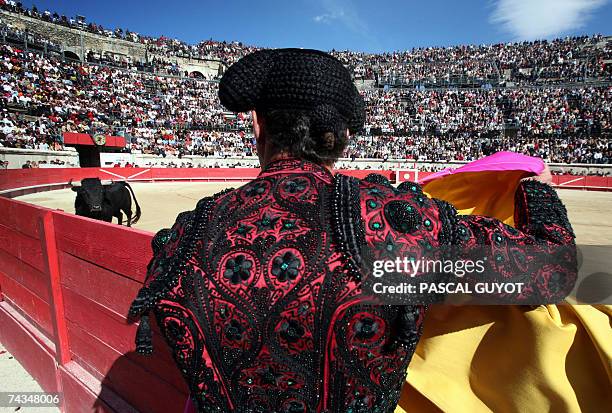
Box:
[85,51,183,77]
[345,134,610,164]
[336,35,610,85]
[2,1,610,86]
[0,1,256,68]
[0,43,252,152]
[0,21,186,77]
[131,130,256,158]
[361,86,610,138]
[1,41,610,163]
[1,1,145,43]
[0,18,59,51]
[0,2,610,165]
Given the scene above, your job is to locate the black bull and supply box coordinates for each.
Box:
[71,178,141,226]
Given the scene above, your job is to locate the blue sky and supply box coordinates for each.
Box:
[21,0,612,52]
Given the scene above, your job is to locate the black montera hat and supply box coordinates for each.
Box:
[218,48,365,134]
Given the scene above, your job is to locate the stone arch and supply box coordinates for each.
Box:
[63,50,81,61]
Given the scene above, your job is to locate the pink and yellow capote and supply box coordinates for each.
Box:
[397,152,611,413]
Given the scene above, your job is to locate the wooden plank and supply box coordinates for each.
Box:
[63,283,183,374]
[63,324,187,413]
[62,286,135,354]
[0,248,50,303]
[0,302,58,393]
[63,351,186,413]
[59,251,141,317]
[0,272,53,337]
[60,365,115,413]
[59,361,140,413]
[39,212,71,365]
[67,319,186,393]
[557,175,585,186]
[0,223,45,272]
[101,351,187,413]
[53,212,152,282]
[123,336,188,395]
[67,319,120,382]
[0,197,45,238]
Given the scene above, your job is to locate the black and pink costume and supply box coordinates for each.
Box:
[130,158,575,413]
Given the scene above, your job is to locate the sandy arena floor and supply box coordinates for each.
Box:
[15,182,612,244]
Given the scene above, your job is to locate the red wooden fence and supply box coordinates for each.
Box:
[2,167,608,195]
[394,169,612,191]
[0,195,188,412]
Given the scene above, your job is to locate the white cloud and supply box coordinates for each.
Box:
[491,0,608,40]
[311,0,381,50]
[313,10,345,24]
[313,0,368,33]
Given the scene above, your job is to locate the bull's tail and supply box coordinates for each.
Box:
[123,182,141,225]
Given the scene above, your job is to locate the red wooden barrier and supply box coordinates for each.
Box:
[584,176,608,188]
[2,167,610,195]
[0,194,188,412]
[0,197,53,339]
[0,167,263,194]
[0,303,58,393]
[0,198,61,404]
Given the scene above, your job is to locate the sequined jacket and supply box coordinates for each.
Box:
[130,158,576,413]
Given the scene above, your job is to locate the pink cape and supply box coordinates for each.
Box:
[419,151,544,226]
[419,151,544,185]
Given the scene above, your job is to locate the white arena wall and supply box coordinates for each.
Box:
[1,147,611,176]
[0,147,80,168]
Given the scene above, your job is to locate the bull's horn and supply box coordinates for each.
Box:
[70,179,82,187]
[101,180,113,185]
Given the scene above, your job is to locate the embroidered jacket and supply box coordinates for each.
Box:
[130,158,576,413]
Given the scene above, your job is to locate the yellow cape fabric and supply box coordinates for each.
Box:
[395,171,612,413]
